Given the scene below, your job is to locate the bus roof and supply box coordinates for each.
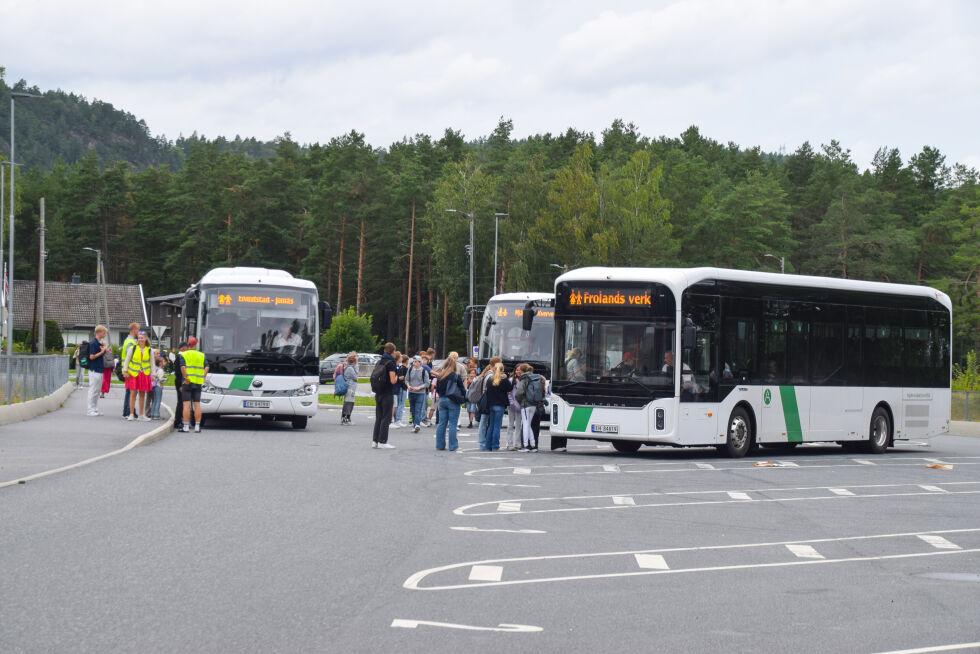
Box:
[199,267,317,291]
[486,292,554,304]
[556,267,952,311]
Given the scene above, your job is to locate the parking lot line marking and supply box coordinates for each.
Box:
[919,485,947,493]
[513,468,532,475]
[469,565,503,582]
[853,459,876,465]
[468,483,541,488]
[391,618,543,633]
[452,527,546,534]
[870,640,980,653]
[727,492,752,501]
[923,458,948,464]
[829,488,855,496]
[917,534,961,550]
[786,544,824,559]
[496,502,522,513]
[612,496,636,506]
[603,464,621,472]
[635,554,670,569]
[695,463,715,470]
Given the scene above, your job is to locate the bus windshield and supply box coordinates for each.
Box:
[200,285,318,357]
[556,318,676,393]
[480,302,554,363]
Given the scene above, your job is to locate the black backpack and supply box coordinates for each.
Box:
[370,360,389,393]
[78,341,90,369]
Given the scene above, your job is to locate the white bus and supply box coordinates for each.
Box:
[544,267,951,456]
[477,292,555,378]
[182,267,331,429]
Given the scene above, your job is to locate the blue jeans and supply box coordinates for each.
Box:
[394,388,407,423]
[409,392,425,425]
[150,385,163,418]
[436,397,461,451]
[123,387,132,416]
[486,405,506,450]
[477,413,490,449]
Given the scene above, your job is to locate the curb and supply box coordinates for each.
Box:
[0,402,175,489]
[0,382,75,426]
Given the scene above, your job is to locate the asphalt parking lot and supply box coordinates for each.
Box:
[1,406,978,653]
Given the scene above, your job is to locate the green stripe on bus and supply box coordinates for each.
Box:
[779,386,803,443]
[229,375,254,391]
[567,407,593,432]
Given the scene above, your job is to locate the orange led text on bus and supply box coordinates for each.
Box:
[568,289,651,307]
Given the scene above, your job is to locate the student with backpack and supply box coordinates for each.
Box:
[484,362,513,452]
[467,356,501,450]
[370,343,398,449]
[339,353,359,425]
[405,356,429,432]
[515,363,546,452]
[434,352,466,452]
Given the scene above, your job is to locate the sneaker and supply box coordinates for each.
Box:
[467,422,473,429]
[553,447,567,452]
[379,443,396,449]
[126,415,134,421]
[347,421,355,426]
[138,416,151,422]
[182,426,189,433]
[194,424,201,433]
[399,421,409,427]
[390,423,401,429]
[507,446,518,451]
[518,448,529,452]
[530,448,538,452]
[414,425,420,433]
[87,411,99,417]
[372,442,378,448]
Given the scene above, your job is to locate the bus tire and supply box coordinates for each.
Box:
[867,407,890,454]
[612,440,642,453]
[291,416,308,430]
[724,407,753,458]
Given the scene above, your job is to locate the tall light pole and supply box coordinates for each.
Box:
[8,91,42,359]
[0,161,19,354]
[493,213,508,295]
[82,247,109,334]
[764,253,785,274]
[446,208,475,355]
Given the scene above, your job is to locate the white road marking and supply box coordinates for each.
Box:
[391,619,542,633]
[870,642,980,654]
[923,458,948,464]
[404,528,980,591]
[829,488,855,496]
[786,544,824,559]
[468,483,541,488]
[635,554,670,569]
[778,461,800,467]
[602,464,621,472]
[854,459,876,465]
[917,534,961,550]
[469,565,503,581]
[452,527,546,534]
[919,485,947,493]
[612,496,636,506]
[496,502,522,513]
[513,467,532,475]
[453,482,980,516]
[695,463,715,470]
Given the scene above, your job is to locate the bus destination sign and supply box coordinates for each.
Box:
[216,292,298,307]
[568,288,652,307]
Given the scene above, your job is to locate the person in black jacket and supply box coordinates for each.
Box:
[372,342,399,449]
[172,342,187,431]
[483,362,513,452]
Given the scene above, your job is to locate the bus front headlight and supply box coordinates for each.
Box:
[201,381,218,394]
[291,384,317,397]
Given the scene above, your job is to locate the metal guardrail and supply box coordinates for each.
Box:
[951,391,980,422]
[0,355,70,405]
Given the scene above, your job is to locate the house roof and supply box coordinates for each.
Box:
[11,279,148,331]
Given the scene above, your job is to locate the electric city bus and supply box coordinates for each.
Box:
[477,292,555,378]
[541,267,951,456]
[182,267,331,429]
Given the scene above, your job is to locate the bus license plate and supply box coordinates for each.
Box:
[591,424,619,434]
[243,400,271,409]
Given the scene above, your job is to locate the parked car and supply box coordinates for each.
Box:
[319,353,349,384]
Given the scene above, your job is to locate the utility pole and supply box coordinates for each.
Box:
[38,198,46,353]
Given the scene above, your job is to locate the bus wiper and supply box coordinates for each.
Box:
[626,372,658,394]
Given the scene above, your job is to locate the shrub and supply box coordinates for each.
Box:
[321,307,381,355]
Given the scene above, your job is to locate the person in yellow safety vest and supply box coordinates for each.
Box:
[180,336,210,433]
[121,322,141,418]
[124,331,154,422]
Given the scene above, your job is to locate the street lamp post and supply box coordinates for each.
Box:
[0,161,20,355]
[7,91,42,360]
[446,208,475,355]
[82,247,109,333]
[764,253,785,274]
[493,213,508,295]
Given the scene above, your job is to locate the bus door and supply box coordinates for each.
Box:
[759,304,810,444]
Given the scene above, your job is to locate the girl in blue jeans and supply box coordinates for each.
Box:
[406,357,429,433]
[484,362,513,451]
[434,353,464,451]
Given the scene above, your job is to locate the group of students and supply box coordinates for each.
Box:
[339,342,549,453]
[81,322,209,433]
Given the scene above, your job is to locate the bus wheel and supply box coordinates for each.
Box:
[724,407,753,458]
[291,416,308,430]
[867,407,890,454]
[612,440,642,453]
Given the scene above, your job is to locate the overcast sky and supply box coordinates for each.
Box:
[2,0,978,170]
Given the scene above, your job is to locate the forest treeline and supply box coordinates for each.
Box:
[1,74,978,359]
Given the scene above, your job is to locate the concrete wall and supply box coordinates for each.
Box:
[0,383,74,426]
